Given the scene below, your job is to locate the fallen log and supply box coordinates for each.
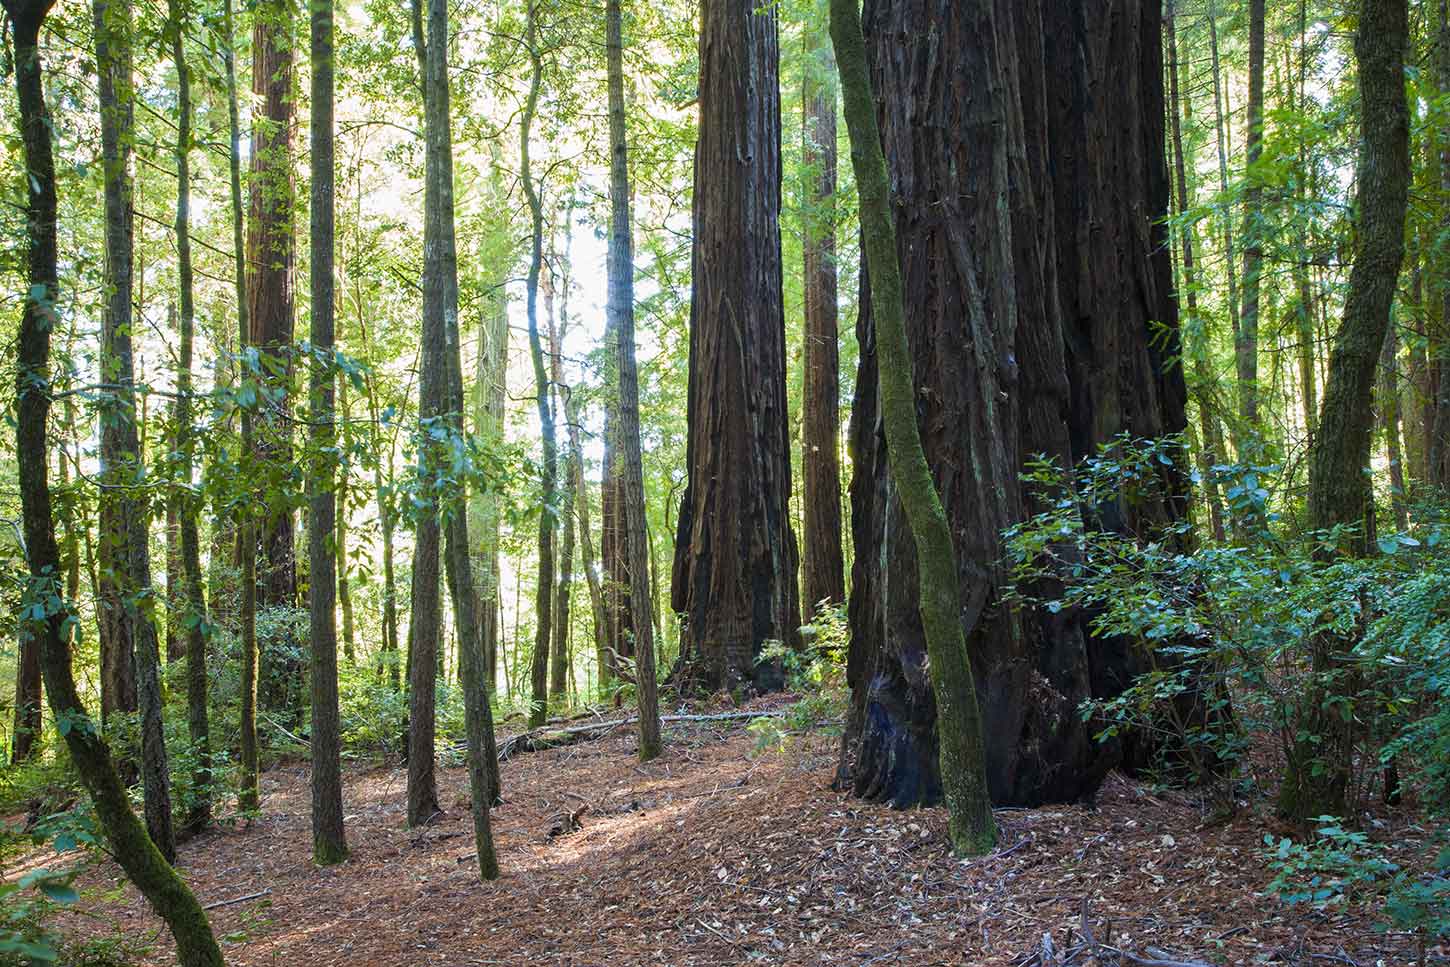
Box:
[488,710,785,761]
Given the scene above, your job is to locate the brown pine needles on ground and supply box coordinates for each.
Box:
[27,697,1438,965]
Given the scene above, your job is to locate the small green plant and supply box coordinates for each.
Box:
[1264,819,1400,908]
[749,608,848,755]
[0,870,78,964]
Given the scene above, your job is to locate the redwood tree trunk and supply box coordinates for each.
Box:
[672,0,800,693]
[840,0,1191,809]
[248,0,297,607]
[800,4,845,618]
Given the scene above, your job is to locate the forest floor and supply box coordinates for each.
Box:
[14,694,1445,966]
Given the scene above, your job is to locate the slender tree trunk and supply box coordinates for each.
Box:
[94,0,174,863]
[1237,0,1266,441]
[829,0,994,856]
[1285,0,1410,823]
[6,4,223,959]
[546,260,571,704]
[1294,0,1320,450]
[337,380,356,664]
[672,0,800,693]
[421,0,500,874]
[801,0,845,617]
[563,390,607,696]
[607,0,661,756]
[1167,0,1227,544]
[225,0,260,816]
[406,0,443,826]
[1207,6,1244,459]
[521,2,556,729]
[1380,325,1410,530]
[470,294,508,692]
[12,625,40,764]
[308,0,348,866]
[1432,0,1450,488]
[167,0,211,833]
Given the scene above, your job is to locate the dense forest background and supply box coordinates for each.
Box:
[1,0,1449,962]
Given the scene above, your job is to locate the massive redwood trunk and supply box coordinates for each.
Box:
[672,0,800,693]
[801,10,845,619]
[840,0,1190,808]
[247,0,297,607]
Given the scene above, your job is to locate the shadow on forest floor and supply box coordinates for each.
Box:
[30,694,1442,966]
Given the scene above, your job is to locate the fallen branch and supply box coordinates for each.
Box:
[484,711,785,761]
[203,889,271,911]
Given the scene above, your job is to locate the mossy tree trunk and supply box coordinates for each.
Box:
[1284,0,1410,823]
[94,0,174,862]
[829,0,995,857]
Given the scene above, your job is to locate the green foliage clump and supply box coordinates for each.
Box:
[749,604,848,755]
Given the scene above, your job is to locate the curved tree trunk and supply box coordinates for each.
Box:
[672,0,800,694]
[6,4,223,960]
[1284,0,1410,823]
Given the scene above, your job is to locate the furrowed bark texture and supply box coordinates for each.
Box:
[801,4,845,619]
[672,0,800,693]
[6,5,223,960]
[424,0,501,872]
[248,0,297,608]
[829,0,996,856]
[840,0,1192,809]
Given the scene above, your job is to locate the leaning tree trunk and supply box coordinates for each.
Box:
[671,0,800,693]
[1285,0,1410,823]
[830,0,995,856]
[308,0,348,866]
[800,0,845,619]
[5,3,224,960]
[167,0,211,833]
[94,0,174,862]
[248,0,297,608]
[422,0,501,874]
[607,0,662,758]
